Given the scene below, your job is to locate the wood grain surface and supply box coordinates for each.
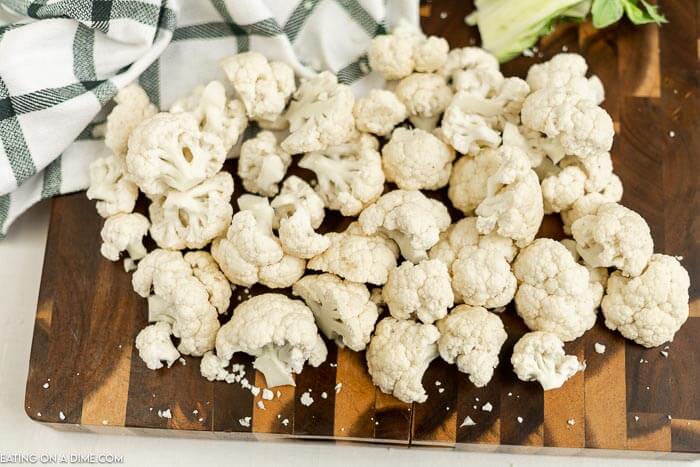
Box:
[24,0,699,458]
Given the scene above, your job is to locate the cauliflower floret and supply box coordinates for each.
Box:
[511,331,583,390]
[561,238,608,308]
[521,87,614,160]
[601,254,690,348]
[437,305,507,387]
[104,84,157,157]
[170,80,248,151]
[561,176,623,235]
[281,71,355,154]
[278,207,330,259]
[99,213,149,262]
[452,246,516,309]
[366,317,440,403]
[271,176,325,230]
[382,127,455,190]
[220,52,295,122]
[212,294,327,387]
[368,20,448,80]
[292,273,379,351]
[132,249,220,356]
[448,148,502,215]
[440,92,501,156]
[475,145,544,247]
[299,134,384,216]
[211,195,305,288]
[571,202,653,277]
[353,89,407,136]
[513,239,598,342]
[382,259,454,324]
[307,223,399,286]
[439,47,502,96]
[541,165,587,214]
[358,190,451,263]
[526,53,604,104]
[184,251,231,315]
[86,155,138,218]
[135,322,181,370]
[395,73,453,130]
[559,151,616,194]
[149,172,234,250]
[125,112,226,196]
[238,131,291,196]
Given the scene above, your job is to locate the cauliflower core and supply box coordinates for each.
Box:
[382,259,454,324]
[293,273,379,351]
[366,317,440,403]
[213,294,327,387]
[511,331,582,390]
[437,305,507,387]
[359,190,451,263]
[238,131,291,196]
[602,254,690,347]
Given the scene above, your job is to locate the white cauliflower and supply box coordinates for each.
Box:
[184,251,231,315]
[602,254,690,348]
[125,112,226,196]
[475,145,544,247]
[394,73,453,130]
[353,89,407,136]
[99,213,149,262]
[104,84,157,157]
[559,151,616,193]
[358,190,451,263]
[220,52,295,122]
[513,239,598,342]
[211,195,304,288]
[170,80,248,151]
[541,165,586,214]
[437,305,507,387]
[366,317,440,403]
[135,322,181,370]
[440,92,501,156]
[382,259,454,324]
[299,134,384,216]
[368,20,448,80]
[448,148,502,215]
[212,294,327,387]
[292,273,379,351]
[307,223,399,286]
[278,207,330,259]
[281,71,355,154]
[561,176,623,235]
[381,127,456,190]
[526,53,604,104]
[238,131,291,196]
[439,47,501,94]
[452,246,517,309]
[561,238,608,308]
[86,155,138,218]
[521,87,614,160]
[571,202,653,277]
[270,175,325,230]
[149,172,234,250]
[511,331,583,390]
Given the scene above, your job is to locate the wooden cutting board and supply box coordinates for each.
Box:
[25,0,699,458]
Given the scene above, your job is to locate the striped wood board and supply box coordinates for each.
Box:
[25,0,699,458]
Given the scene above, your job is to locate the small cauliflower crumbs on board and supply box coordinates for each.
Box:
[567,419,575,426]
[262,389,274,400]
[239,417,251,427]
[594,342,606,354]
[321,392,328,399]
[300,391,314,407]
[334,383,343,393]
[282,419,290,426]
[59,411,65,421]
[460,416,476,427]
[517,417,523,423]
[482,402,493,412]
[157,409,172,419]
[257,401,265,410]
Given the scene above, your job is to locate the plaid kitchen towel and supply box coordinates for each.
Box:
[0,0,418,237]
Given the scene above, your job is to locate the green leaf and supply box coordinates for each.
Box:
[591,0,624,28]
[621,0,667,25]
[639,0,667,23]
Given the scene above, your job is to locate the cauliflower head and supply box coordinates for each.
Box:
[100,212,149,262]
[149,172,234,250]
[513,239,598,342]
[437,305,507,387]
[299,133,384,216]
[135,322,181,370]
[358,189,451,263]
[571,202,653,277]
[104,84,157,157]
[601,254,690,348]
[271,175,325,230]
[511,331,583,390]
[86,155,138,218]
[353,89,407,136]
[366,317,440,403]
[382,127,455,190]
[238,131,291,196]
[448,148,502,215]
[292,273,379,351]
[382,259,454,324]
[214,294,328,387]
[125,112,226,196]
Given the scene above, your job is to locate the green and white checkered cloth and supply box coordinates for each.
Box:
[0,0,418,237]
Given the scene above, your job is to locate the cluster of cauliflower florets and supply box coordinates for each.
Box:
[86,20,691,405]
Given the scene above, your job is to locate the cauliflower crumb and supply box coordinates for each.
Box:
[460,416,476,427]
[239,416,252,427]
[158,409,172,419]
[257,400,265,410]
[262,389,274,400]
[335,383,343,394]
[321,392,328,399]
[282,418,290,426]
[482,402,493,412]
[517,416,524,424]
[594,343,606,354]
[59,411,65,421]
[567,418,576,426]
[300,391,315,407]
